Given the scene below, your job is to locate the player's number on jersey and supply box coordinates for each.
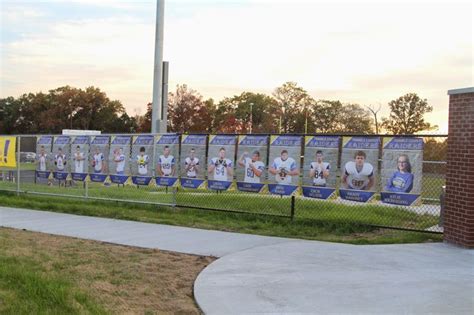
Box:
[246,167,254,178]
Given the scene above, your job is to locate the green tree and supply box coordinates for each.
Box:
[382,93,436,134]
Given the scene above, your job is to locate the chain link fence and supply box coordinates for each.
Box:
[0,134,446,233]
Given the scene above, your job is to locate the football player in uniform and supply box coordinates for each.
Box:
[73,145,85,173]
[342,150,374,190]
[136,146,149,176]
[269,150,299,184]
[309,150,330,187]
[37,145,48,172]
[184,148,199,178]
[208,147,233,181]
[157,145,176,177]
[113,147,126,175]
[54,147,67,172]
[92,147,105,174]
[385,154,414,193]
[238,150,265,183]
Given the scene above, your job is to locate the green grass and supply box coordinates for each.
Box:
[0,191,442,244]
[0,253,106,315]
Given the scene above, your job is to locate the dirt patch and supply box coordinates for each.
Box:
[0,227,215,314]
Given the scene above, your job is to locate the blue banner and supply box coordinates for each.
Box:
[72,136,89,145]
[36,171,50,179]
[156,134,180,145]
[155,176,178,187]
[37,136,53,145]
[381,192,420,206]
[180,178,205,189]
[133,135,154,145]
[208,180,233,191]
[53,171,68,180]
[238,135,267,146]
[111,136,131,145]
[110,174,129,184]
[91,135,110,145]
[302,186,336,199]
[339,189,375,202]
[71,172,87,181]
[306,136,340,148]
[209,135,236,146]
[90,173,107,183]
[132,176,153,186]
[268,183,298,195]
[271,135,302,146]
[54,136,70,145]
[236,182,265,193]
[383,137,423,150]
[343,137,380,149]
[182,134,207,145]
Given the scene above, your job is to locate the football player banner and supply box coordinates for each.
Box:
[381,137,423,206]
[70,136,89,181]
[109,135,131,184]
[36,136,53,180]
[52,136,70,181]
[155,134,179,187]
[180,135,207,189]
[0,136,17,168]
[89,135,109,183]
[302,136,339,199]
[207,135,236,191]
[268,135,301,195]
[339,137,380,202]
[236,135,268,193]
[131,135,155,186]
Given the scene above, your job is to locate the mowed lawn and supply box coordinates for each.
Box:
[0,227,214,314]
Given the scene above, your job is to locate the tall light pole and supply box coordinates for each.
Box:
[151,0,165,133]
[249,102,254,134]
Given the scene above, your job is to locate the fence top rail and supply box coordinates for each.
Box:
[8,133,449,138]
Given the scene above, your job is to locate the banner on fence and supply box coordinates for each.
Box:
[268,135,301,195]
[381,137,423,206]
[302,136,339,199]
[109,135,131,184]
[89,135,109,182]
[0,136,16,168]
[70,136,89,181]
[36,136,53,180]
[180,135,207,189]
[235,135,268,193]
[207,135,236,191]
[340,137,380,202]
[52,136,70,180]
[154,134,179,187]
[131,135,154,186]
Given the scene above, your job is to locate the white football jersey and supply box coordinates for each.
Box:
[243,157,265,183]
[344,161,374,190]
[310,161,330,186]
[38,154,47,171]
[115,154,126,173]
[210,157,233,181]
[159,155,175,176]
[272,157,296,184]
[55,154,66,171]
[185,157,199,177]
[74,152,85,173]
[136,154,149,175]
[93,153,104,172]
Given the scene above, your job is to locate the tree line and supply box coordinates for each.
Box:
[0,82,436,135]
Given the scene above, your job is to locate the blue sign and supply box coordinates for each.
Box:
[238,135,268,146]
[271,135,301,147]
[381,192,420,206]
[384,137,423,150]
[339,189,375,203]
[210,135,236,146]
[236,182,265,193]
[182,135,207,145]
[268,183,298,195]
[133,135,154,145]
[37,136,53,145]
[208,180,232,191]
[180,178,205,189]
[53,171,68,180]
[91,136,110,145]
[156,176,178,187]
[71,172,87,181]
[302,186,336,199]
[306,136,340,148]
[156,134,180,144]
[343,137,380,149]
[72,136,89,145]
[132,176,153,186]
[111,136,131,145]
[54,136,70,145]
[110,174,128,184]
[36,171,50,179]
[90,173,107,183]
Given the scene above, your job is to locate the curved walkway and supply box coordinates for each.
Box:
[1,206,473,314]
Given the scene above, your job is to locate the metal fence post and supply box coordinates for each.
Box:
[290,195,295,220]
[172,186,177,207]
[16,136,21,196]
[85,179,89,199]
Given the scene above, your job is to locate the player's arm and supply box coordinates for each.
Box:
[342,167,349,188]
[288,161,299,176]
[309,164,316,178]
[251,164,263,177]
[226,161,233,177]
[171,158,176,176]
[404,173,414,193]
[367,171,375,190]
[194,161,200,174]
[238,153,247,167]
[323,163,330,178]
[269,161,278,175]
[208,158,216,174]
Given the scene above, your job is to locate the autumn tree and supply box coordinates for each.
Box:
[382,93,436,134]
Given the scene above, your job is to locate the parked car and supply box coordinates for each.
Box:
[20,152,36,163]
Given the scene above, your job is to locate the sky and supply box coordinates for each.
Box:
[1,0,472,133]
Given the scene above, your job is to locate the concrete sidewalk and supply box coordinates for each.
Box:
[1,206,473,314]
[0,206,293,257]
